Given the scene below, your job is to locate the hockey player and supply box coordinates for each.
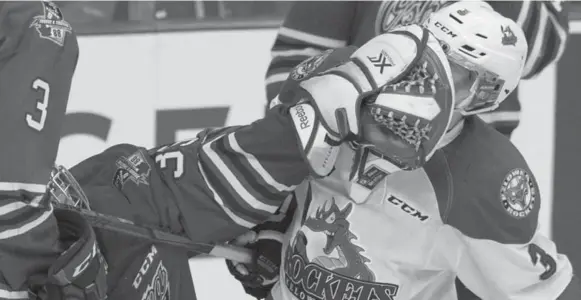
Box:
[265,0,569,138]
[227,2,581,300]
[0,2,107,300]
[52,3,458,299]
[48,2,576,300]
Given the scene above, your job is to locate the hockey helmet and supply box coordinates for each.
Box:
[424,1,528,115]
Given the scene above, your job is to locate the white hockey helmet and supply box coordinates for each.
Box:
[424,1,528,115]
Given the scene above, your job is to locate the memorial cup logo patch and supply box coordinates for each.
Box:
[30,1,72,46]
[500,168,536,218]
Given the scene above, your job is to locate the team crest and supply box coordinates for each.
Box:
[290,50,332,81]
[29,1,72,46]
[375,0,450,34]
[113,150,151,190]
[500,168,536,218]
[283,198,399,300]
[501,25,518,46]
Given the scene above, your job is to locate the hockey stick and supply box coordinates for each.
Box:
[49,165,253,264]
[53,201,254,264]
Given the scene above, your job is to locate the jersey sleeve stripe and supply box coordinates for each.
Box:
[0,286,28,300]
[196,161,256,228]
[228,133,296,192]
[0,195,44,216]
[203,138,281,213]
[545,3,569,63]
[215,136,287,206]
[0,182,46,193]
[477,111,521,124]
[278,27,347,49]
[271,47,322,59]
[522,4,549,77]
[266,72,290,86]
[198,157,268,226]
[0,203,53,240]
[516,0,532,27]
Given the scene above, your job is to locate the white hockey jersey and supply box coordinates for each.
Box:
[270,116,573,300]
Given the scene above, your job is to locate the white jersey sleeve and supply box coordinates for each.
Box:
[454,230,574,299]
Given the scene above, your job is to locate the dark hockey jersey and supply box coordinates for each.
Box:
[0,2,78,299]
[265,1,570,134]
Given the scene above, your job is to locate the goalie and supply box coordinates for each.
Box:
[35,2,578,300]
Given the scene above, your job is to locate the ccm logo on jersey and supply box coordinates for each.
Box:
[387,195,429,222]
[133,245,159,289]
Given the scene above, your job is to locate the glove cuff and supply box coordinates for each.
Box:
[289,102,340,178]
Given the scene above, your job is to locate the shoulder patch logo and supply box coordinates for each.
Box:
[30,1,72,46]
[500,168,536,219]
[113,150,151,190]
[290,50,332,81]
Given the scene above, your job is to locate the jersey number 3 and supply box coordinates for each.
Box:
[26,78,50,132]
[528,243,557,280]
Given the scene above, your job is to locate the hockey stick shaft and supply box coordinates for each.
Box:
[53,202,253,264]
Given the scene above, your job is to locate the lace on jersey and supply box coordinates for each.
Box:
[369,61,439,151]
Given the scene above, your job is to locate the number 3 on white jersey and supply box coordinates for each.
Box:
[26,78,50,132]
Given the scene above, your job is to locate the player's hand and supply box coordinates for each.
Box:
[32,209,108,300]
[225,197,295,299]
[225,218,288,299]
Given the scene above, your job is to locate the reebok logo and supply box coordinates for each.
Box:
[294,104,311,129]
[367,50,394,74]
[290,103,316,153]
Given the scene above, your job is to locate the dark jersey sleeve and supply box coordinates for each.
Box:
[439,117,574,299]
[0,1,79,299]
[264,1,357,105]
[70,105,309,246]
[487,0,569,79]
[151,105,308,241]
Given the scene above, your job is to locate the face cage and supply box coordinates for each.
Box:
[49,165,91,210]
[447,50,505,115]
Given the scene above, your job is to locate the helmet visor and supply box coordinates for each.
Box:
[448,50,505,115]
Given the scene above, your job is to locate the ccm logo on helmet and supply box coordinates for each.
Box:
[434,21,457,38]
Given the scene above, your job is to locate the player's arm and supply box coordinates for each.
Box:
[147,105,310,242]
[487,0,569,79]
[265,1,357,106]
[443,157,578,299]
[0,2,79,299]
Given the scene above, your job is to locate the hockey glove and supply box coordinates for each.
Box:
[276,30,439,177]
[225,198,296,299]
[34,208,108,300]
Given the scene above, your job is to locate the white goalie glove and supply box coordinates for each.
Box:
[276,25,456,177]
